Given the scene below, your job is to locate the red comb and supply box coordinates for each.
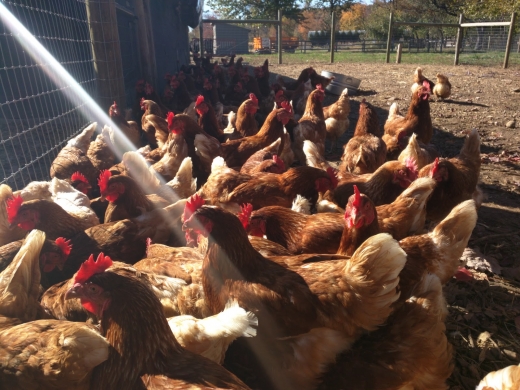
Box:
[273,155,285,171]
[182,194,205,223]
[112,101,118,109]
[281,101,292,113]
[167,112,175,129]
[140,97,146,109]
[352,185,361,207]
[405,157,418,174]
[326,167,338,189]
[98,170,111,194]
[422,80,430,90]
[316,84,324,92]
[195,95,204,106]
[74,253,113,284]
[249,93,258,105]
[431,158,439,177]
[71,171,88,184]
[275,89,284,98]
[6,195,23,224]
[55,237,72,256]
[238,203,253,230]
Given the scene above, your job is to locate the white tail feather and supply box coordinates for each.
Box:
[165,157,197,199]
[292,195,311,215]
[123,151,161,189]
[211,156,227,173]
[303,140,330,171]
[68,122,97,152]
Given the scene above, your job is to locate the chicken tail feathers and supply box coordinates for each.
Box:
[395,177,436,234]
[122,151,161,190]
[165,157,197,199]
[67,122,97,152]
[459,128,480,162]
[292,195,311,215]
[0,229,45,321]
[431,199,477,281]
[387,102,401,122]
[344,233,406,331]
[303,140,330,171]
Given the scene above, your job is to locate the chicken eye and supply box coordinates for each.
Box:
[88,285,99,293]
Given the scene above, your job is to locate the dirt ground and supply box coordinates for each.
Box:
[248,60,520,389]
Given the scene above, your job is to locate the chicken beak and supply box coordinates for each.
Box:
[350,210,362,228]
[99,194,106,202]
[65,283,82,300]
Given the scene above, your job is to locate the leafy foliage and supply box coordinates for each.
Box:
[206,0,303,21]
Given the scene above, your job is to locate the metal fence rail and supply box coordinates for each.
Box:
[0,0,96,190]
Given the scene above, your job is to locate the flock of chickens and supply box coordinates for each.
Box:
[0,55,517,389]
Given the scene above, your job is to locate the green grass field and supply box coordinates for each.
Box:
[241,50,520,67]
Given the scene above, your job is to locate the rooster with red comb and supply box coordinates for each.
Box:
[64,252,248,389]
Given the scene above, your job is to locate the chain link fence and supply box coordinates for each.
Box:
[0,0,96,190]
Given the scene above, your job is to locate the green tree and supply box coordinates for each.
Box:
[206,0,303,22]
[428,0,519,19]
[310,0,355,31]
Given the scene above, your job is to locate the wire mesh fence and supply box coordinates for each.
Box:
[388,16,520,67]
[0,0,96,190]
[458,26,519,66]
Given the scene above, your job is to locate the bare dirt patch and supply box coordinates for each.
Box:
[256,60,520,388]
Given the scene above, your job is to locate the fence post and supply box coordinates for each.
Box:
[503,12,517,69]
[86,0,126,110]
[330,12,336,63]
[454,13,464,65]
[385,12,393,63]
[199,21,204,54]
[396,43,402,63]
[278,9,282,65]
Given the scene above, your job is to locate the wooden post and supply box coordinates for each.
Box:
[385,12,393,63]
[199,22,204,54]
[503,12,517,69]
[86,0,126,110]
[396,43,402,63]
[330,11,336,63]
[454,13,464,65]
[278,9,282,65]
[134,0,156,83]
